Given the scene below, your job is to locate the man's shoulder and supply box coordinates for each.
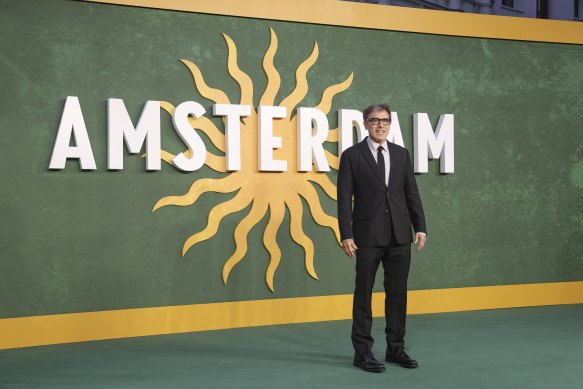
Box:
[342,140,409,156]
[388,142,409,155]
[341,142,365,158]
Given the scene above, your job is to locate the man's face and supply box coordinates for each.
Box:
[365,109,391,144]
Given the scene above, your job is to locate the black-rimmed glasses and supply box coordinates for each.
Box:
[366,118,391,125]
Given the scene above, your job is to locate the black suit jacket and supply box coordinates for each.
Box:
[337,138,426,246]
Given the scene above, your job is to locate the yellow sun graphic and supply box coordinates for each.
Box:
[155,28,353,292]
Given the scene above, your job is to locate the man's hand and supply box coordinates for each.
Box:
[414,233,427,253]
[341,239,358,258]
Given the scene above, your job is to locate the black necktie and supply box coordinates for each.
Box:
[377,146,385,186]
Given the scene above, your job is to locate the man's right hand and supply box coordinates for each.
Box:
[341,239,358,258]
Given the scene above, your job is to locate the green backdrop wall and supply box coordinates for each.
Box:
[1,0,582,319]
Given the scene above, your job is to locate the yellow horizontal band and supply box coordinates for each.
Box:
[86,0,583,44]
[1,281,582,350]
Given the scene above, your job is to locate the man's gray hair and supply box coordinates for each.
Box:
[363,103,392,123]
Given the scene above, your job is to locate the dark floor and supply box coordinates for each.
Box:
[1,304,582,388]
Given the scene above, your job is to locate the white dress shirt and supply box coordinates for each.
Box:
[366,137,390,186]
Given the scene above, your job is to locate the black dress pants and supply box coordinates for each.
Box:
[351,240,411,355]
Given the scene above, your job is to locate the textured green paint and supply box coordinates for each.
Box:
[0,0,582,318]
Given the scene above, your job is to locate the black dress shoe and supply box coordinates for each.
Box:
[353,352,386,373]
[385,347,418,369]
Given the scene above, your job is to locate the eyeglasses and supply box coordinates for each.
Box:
[366,118,391,126]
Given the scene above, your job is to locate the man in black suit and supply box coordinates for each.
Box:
[337,103,427,373]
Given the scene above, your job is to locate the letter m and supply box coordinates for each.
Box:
[413,113,454,174]
[107,98,161,170]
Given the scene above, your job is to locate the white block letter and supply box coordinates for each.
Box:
[258,105,287,171]
[413,113,454,174]
[49,96,97,170]
[172,101,208,172]
[338,109,366,156]
[387,112,405,147]
[297,108,330,172]
[213,104,251,171]
[107,99,161,170]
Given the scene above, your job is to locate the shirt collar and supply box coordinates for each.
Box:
[366,136,387,152]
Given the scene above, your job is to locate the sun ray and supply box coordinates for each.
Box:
[153,174,241,211]
[222,199,269,284]
[299,184,341,243]
[183,190,253,255]
[326,128,338,142]
[157,149,226,173]
[205,152,226,172]
[160,101,175,115]
[314,72,354,114]
[279,42,319,114]
[188,117,226,152]
[285,195,318,280]
[179,60,230,104]
[222,33,254,107]
[324,150,339,170]
[307,174,337,200]
[160,101,226,153]
[263,202,285,292]
[259,28,281,107]
[159,150,176,165]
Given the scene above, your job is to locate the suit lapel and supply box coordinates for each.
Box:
[387,142,395,190]
[358,138,386,187]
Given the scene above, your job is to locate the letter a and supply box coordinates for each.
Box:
[49,96,97,170]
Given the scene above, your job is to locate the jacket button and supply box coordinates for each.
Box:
[384,209,389,213]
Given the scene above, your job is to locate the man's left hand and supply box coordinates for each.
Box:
[414,233,427,253]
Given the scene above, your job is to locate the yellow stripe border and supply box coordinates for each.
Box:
[2,281,582,350]
[86,0,583,45]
